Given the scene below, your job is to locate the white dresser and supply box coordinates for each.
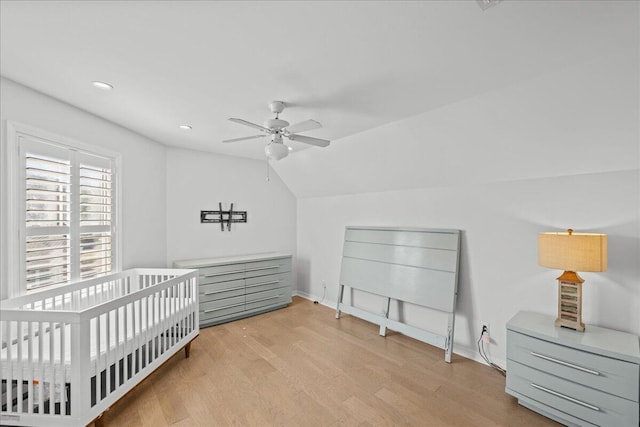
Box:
[173,253,292,328]
[506,311,640,427]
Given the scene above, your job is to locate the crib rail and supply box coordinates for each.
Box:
[1,268,198,427]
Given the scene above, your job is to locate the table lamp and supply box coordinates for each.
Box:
[538,229,607,331]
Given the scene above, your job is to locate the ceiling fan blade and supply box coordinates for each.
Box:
[229,118,271,133]
[222,134,266,143]
[287,134,330,147]
[285,119,322,134]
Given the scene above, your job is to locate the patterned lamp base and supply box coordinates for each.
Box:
[555,271,585,331]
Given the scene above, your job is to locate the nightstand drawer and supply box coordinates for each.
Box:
[507,361,638,427]
[508,330,639,401]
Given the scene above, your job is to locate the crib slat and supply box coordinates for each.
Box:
[170,285,175,348]
[27,321,34,414]
[148,294,154,363]
[37,321,44,413]
[95,315,101,406]
[60,321,66,414]
[178,282,182,339]
[140,298,145,368]
[146,295,152,365]
[159,289,164,353]
[149,295,154,363]
[115,306,121,389]
[136,299,141,374]
[27,366,34,415]
[123,303,129,383]
[48,320,54,412]
[54,322,61,414]
[181,281,186,338]
[106,310,111,399]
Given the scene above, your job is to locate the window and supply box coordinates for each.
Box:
[6,122,120,294]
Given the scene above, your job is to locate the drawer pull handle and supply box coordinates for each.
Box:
[530,352,600,376]
[245,265,281,272]
[203,302,244,313]
[204,264,283,277]
[530,383,600,412]
[246,280,281,288]
[204,269,244,277]
[203,286,244,295]
[249,295,282,303]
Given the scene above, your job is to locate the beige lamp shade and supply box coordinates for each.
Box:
[538,231,607,272]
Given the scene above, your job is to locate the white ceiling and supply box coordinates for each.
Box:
[0,1,632,160]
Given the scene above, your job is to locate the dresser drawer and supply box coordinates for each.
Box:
[508,330,639,401]
[199,263,246,283]
[245,272,291,294]
[245,287,291,311]
[200,295,245,312]
[244,258,291,278]
[200,303,246,323]
[200,279,245,302]
[507,361,638,427]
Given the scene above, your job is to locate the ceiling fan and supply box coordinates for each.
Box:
[223,101,330,160]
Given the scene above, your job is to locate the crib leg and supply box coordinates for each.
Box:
[95,414,105,427]
[184,342,191,358]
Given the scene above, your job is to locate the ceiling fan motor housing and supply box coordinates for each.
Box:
[269,100,285,114]
[264,118,289,130]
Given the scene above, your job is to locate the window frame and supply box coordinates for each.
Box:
[5,121,122,298]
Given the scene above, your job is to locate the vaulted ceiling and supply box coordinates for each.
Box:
[1,1,634,160]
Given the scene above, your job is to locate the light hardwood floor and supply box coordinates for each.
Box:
[95,297,559,426]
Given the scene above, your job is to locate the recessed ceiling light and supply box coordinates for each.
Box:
[91,81,114,90]
[179,125,192,130]
[287,146,293,151]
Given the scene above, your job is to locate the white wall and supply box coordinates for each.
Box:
[165,148,297,269]
[0,77,168,299]
[296,171,639,364]
[0,78,298,302]
[277,46,640,365]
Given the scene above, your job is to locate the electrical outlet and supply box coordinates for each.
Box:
[480,321,490,337]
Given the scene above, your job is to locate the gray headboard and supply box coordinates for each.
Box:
[336,226,461,362]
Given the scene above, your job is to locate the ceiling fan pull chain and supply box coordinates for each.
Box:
[266,159,270,183]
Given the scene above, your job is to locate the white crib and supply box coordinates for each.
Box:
[0,268,199,427]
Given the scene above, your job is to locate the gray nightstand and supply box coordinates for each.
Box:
[506,311,639,427]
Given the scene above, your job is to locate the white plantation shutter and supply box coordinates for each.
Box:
[78,155,113,279]
[25,150,72,288]
[18,133,117,290]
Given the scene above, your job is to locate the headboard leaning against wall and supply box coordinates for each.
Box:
[336,226,461,363]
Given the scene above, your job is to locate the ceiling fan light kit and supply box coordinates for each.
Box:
[265,142,289,161]
[224,100,330,161]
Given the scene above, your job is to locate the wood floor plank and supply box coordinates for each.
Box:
[94,297,559,426]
